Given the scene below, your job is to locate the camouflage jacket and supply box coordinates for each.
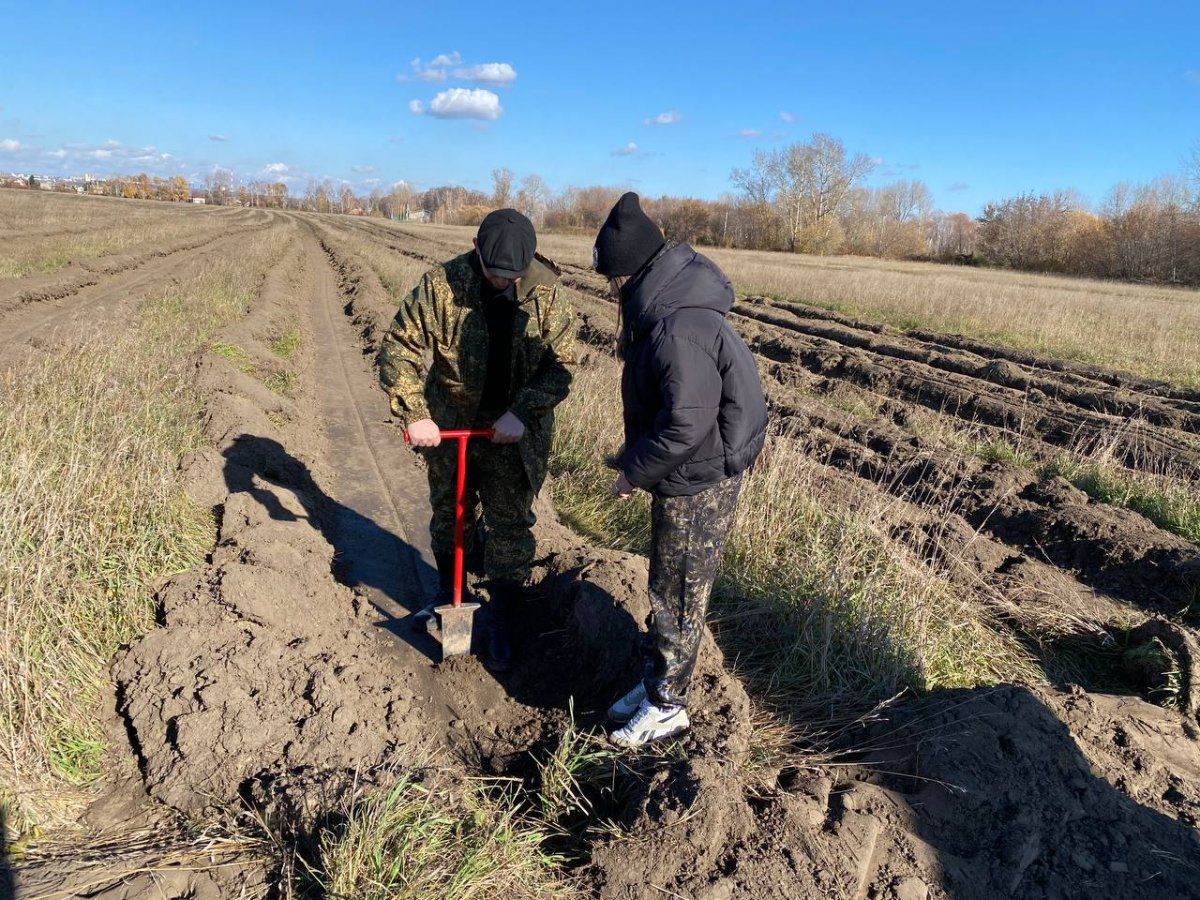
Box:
[378,250,576,479]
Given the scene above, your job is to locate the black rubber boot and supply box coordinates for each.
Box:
[413,550,456,632]
[486,580,518,672]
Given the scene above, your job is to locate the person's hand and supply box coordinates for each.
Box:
[612,472,634,499]
[406,418,441,447]
[491,411,525,444]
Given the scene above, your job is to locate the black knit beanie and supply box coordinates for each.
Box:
[476,208,536,278]
[593,192,665,277]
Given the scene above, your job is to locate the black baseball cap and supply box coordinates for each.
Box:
[476,208,536,279]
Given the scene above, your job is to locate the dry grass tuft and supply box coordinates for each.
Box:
[314,769,572,900]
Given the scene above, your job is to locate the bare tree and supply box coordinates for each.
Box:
[1185,142,1200,213]
[515,174,549,225]
[204,168,235,205]
[1102,177,1198,283]
[730,150,774,206]
[491,167,514,207]
[931,212,978,259]
[652,197,712,245]
[977,191,1078,271]
[732,134,875,252]
[267,182,289,209]
[388,181,414,219]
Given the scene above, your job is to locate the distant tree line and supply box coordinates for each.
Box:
[974,179,1200,284]
[359,141,1200,286]
[25,138,1198,285]
[411,137,1200,286]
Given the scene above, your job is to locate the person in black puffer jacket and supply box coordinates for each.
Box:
[593,192,768,749]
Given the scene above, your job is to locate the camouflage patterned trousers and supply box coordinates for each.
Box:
[645,474,742,708]
[423,437,536,583]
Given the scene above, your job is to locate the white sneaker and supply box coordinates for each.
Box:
[607,681,647,723]
[609,698,690,748]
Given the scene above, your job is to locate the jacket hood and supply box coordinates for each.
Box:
[517,252,560,300]
[623,242,733,336]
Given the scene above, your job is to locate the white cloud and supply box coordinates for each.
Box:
[779,111,797,123]
[352,164,377,174]
[737,128,763,140]
[643,111,681,126]
[90,149,113,159]
[0,138,20,152]
[408,99,425,115]
[262,162,290,175]
[427,88,502,120]
[613,142,640,157]
[47,148,67,159]
[868,156,885,166]
[403,51,462,83]
[453,62,517,86]
[209,134,229,142]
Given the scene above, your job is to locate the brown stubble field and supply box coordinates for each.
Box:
[3,190,1200,898]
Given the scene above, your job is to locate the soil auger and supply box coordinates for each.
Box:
[404,427,495,659]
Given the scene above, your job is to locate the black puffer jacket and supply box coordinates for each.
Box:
[618,242,768,497]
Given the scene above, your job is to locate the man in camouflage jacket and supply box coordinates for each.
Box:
[378,209,575,670]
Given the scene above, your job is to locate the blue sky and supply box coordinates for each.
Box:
[1,0,1197,215]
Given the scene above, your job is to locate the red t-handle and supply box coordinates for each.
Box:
[403,427,496,607]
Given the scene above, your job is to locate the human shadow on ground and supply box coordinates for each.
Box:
[847,684,1200,899]
[222,434,444,663]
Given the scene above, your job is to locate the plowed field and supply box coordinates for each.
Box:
[5,197,1199,899]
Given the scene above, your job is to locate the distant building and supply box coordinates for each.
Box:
[398,209,429,223]
[190,193,207,205]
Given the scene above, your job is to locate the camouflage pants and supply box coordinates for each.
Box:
[424,438,536,582]
[644,474,742,708]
